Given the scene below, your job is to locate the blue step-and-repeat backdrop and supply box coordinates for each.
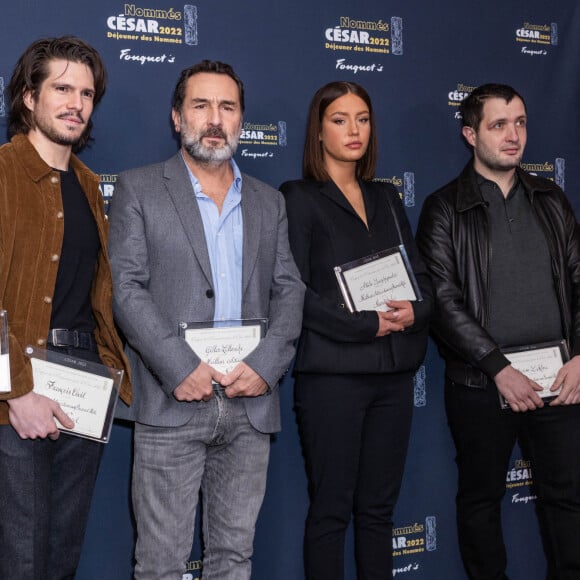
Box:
[1,1,579,578]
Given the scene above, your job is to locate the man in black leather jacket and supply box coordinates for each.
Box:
[417,84,580,580]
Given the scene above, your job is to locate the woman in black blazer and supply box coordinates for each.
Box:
[280,81,432,580]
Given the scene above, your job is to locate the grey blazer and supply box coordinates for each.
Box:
[108,153,304,433]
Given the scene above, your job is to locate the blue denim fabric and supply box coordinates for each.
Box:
[0,344,103,580]
[133,385,270,580]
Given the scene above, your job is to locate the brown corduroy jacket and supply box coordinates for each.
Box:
[0,134,131,424]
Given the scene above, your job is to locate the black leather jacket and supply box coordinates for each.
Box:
[416,162,580,388]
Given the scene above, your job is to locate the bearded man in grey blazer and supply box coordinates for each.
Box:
[108,60,304,580]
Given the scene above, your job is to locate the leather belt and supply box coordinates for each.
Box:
[48,329,98,352]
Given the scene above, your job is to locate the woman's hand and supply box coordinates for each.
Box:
[375,300,415,337]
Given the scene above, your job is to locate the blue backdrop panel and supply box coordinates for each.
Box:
[1,1,578,578]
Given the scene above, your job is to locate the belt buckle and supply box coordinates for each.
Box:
[50,328,79,348]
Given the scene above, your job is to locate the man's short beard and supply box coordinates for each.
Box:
[182,138,237,165]
[33,113,86,148]
[181,126,239,166]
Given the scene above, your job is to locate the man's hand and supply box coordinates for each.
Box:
[221,362,268,398]
[549,355,580,406]
[7,391,74,440]
[376,300,414,337]
[173,362,224,402]
[494,365,544,412]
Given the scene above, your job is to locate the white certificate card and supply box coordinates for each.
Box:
[500,340,568,409]
[334,246,421,313]
[0,311,10,393]
[26,346,123,442]
[180,319,267,375]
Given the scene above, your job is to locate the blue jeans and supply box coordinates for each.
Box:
[133,385,271,580]
[0,344,103,580]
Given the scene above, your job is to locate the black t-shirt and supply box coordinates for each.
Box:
[49,169,100,332]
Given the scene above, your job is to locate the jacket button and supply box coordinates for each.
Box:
[206,289,214,298]
[50,175,59,184]
[56,211,64,219]
[51,254,59,262]
[37,338,45,346]
[43,296,52,304]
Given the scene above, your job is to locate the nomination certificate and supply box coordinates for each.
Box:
[0,311,10,393]
[179,319,268,375]
[334,245,422,313]
[26,346,124,442]
[499,340,569,409]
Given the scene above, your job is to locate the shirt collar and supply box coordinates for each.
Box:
[180,152,243,197]
[476,170,522,200]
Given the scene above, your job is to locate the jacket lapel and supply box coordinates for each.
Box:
[163,153,213,286]
[319,179,375,225]
[318,180,356,216]
[241,176,261,297]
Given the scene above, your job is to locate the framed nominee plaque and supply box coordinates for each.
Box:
[0,311,10,393]
[26,346,124,442]
[334,245,422,313]
[499,339,569,409]
[179,318,268,375]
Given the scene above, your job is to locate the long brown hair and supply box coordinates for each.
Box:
[303,81,377,181]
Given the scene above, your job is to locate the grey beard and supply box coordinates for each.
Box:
[182,136,238,165]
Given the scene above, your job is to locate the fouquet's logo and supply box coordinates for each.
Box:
[393,562,420,577]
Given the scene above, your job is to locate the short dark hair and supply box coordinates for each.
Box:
[171,60,245,113]
[460,83,526,130]
[302,81,377,181]
[8,36,107,150]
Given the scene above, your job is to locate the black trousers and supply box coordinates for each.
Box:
[445,379,580,580]
[295,372,414,580]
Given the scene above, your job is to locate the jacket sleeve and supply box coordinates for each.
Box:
[0,325,33,400]
[241,191,305,387]
[0,170,33,400]
[280,181,379,343]
[416,193,509,378]
[559,190,580,357]
[108,172,201,396]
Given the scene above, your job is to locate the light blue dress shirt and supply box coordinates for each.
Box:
[182,155,243,321]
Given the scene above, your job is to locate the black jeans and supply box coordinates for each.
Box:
[0,345,104,580]
[295,372,414,580]
[445,379,580,580]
